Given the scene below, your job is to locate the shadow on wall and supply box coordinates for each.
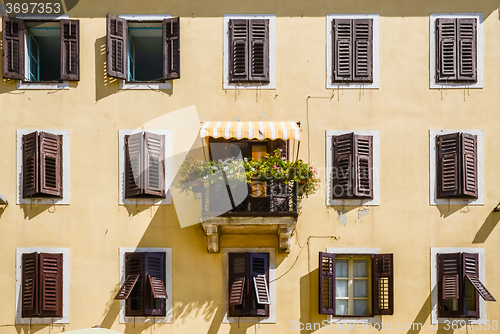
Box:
[473,209,500,243]
[406,293,431,334]
[300,269,316,334]
[19,204,56,220]
[95,36,119,102]
[435,204,468,218]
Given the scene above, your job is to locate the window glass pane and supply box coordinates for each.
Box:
[353,299,369,316]
[251,144,267,160]
[353,279,369,297]
[336,300,348,315]
[336,279,348,297]
[464,279,476,312]
[353,259,368,277]
[336,259,348,277]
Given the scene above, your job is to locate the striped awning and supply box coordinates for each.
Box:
[200,122,301,141]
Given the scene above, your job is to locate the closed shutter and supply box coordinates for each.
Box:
[249,253,270,316]
[144,132,165,197]
[163,17,180,80]
[60,20,80,81]
[249,19,269,82]
[124,252,144,316]
[332,133,353,199]
[22,132,39,198]
[106,14,127,79]
[353,19,373,82]
[437,253,461,318]
[21,252,39,317]
[228,253,249,315]
[124,133,143,198]
[2,17,24,79]
[461,133,478,198]
[353,134,373,198]
[39,132,63,197]
[333,19,352,82]
[229,19,248,82]
[144,252,166,316]
[436,18,457,82]
[457,19,477,82]
[372,254,393,315]
[436,133,460,198]
[114,274,140,300]
[318,252,335,315]
[462,253,480,317]
[39,253,63,317]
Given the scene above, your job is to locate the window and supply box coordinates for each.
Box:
[106,14,179,88]
[2,17,79,86]
[319,252,393,317]
[209,138,288,162]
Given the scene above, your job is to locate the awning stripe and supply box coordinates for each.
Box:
[201,122,301,141]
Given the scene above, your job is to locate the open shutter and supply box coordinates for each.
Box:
[106,14,127,79]
[462,252,480,317]
[436,133,460,198]
[144,132,165,197]
[249,253,270,316]
[39,253,63,317]
[148,275,168,299]
[39,132,63,197]
[163,17,180,80]
[249,19,269,82]
[332,133,353,199]
[22,131,39,198]
[437,253,461,318]
[333,19,352,82]
[144,252,166,316]
[353,19,373,82]
[2,17,24,79]
[21,252,39,317]
[353,134,373,198]
[229,277,245,306]
[124,133,143,198]
[461,133,478,198]
[319,252,335,315]
[60,19,80,81]
[436,18,457,82]
[114,274,140,300]
[124,252,144,316]
[457,18,477,82]
[229,19,248,82]
[372,254,393,315]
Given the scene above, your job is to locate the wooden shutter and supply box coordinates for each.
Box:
[462,252,480,317]
[457,19,477,82]
[124,252,144,316]
[353,19,373,82]
[249,253,270,316]
[333,19,352,82]
[229,19,248,82]
[144,252,166,316]
[436,133,460,198]
[353,134,373,198]
[318,252,335,315]
[144,132,165,197]
[163,17,180,80]
[39,253,63,317]
[372,254,394,315]
[332,133,353,199]
[39,132,63,197]
[436,18,457,82]
[249,19,269,82]
[2,17,24,79]
[114,274,140,300]
[461,133,478,198]
[124,133,143,198]
[21,252,39,317]
[437,253,461,318]
[106,14,127,79]
[229,277,245,306]
[22,132,39,198]
[228,253,248,315]
[60,19,80,81]
[148,275,168,299]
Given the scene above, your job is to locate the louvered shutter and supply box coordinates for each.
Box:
[437,253,461,318]
[436,18,457,82]
[106,14,127,79]
[39,132,63,197]
[457,19,477,82]
[60,19,80,81]
[333,19,352,82]
[124,133,143,198]
[144,252,167,316]
[2,17,24,79]
[353,134,373,198]
[463,252,495,302]
[353,19,373,82]
[436,133,460,198]
[21,252,39,317]
[163,17,180,80]
[332,133,353,199]
[124,252,144,316]
[228,253,249,315]
[318,252,335,315]
[461,133,478,198]
[229,19,248,82]
[144,132,165,197]
[249,19,269,82]
[115,274,140,300]
[22,132,39,198]
[462,252,480,317]
[372,254,393,315]
[39,253,63,317]
[249,253,270,316]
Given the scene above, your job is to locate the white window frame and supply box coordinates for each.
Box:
[325,247,381,324]
[431,247,488,325]
[326,14,380,89]
[16,129,70,205]
[118,129,172,205]
[118,15,172,90]
[223,247,276,323]
[15,247,70,324]
[430,13,483,89]
[429,129,484,205]
[326,130,380,206]
[118,247,173,324]
[223,14,276,90]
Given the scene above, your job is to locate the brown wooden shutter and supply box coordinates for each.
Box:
[436,18,457,82]
[22,132,39,198]
[353,134,373,198]
[21,252,39,317]
[436,133,460,198]
[148,275,168,299]
[372,254,393,315]
[461,133,478,198]
[353,19,373,82]
[124,252,144,316]
[332,133,353,199]
[144,252,166,316]
[333,19,352,82]
[115,274,140,300]
[60,19,80,81]
[144,132,165,197]
[457,19,477,82]
[462,252,480,317]
[318,252,335,315]
[229,277,245,306]
[229,19,249,82]
[228,253,249,315]
[2,17,24,80]
[39,132,63,197]
[437,253,461,318]
[163,17,180,80]
[249,253,270,316]
[124,133,143,198]
[106,14,127,79]
[249,19,269,82]
[39,253,63,317]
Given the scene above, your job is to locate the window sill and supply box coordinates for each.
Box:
[327,316,381,324]
[224,82,276,90]
[17,81,69,90]
[119,80,171,90]
[430,82,482,89]
[327,82,379,89]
